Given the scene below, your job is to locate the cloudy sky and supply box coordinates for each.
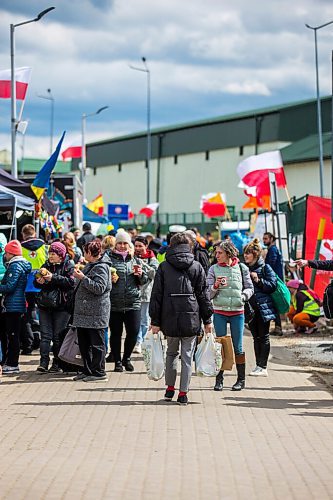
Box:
[0,0,333,159]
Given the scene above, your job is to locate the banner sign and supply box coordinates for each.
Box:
[108,203,129,220]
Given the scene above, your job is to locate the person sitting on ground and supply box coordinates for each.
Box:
[76,223,95,251]
[286,279,320,334]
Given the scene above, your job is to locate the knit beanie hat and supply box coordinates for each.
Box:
[115,231,132,245]
[50,241,67,260]
[5,240,22,256]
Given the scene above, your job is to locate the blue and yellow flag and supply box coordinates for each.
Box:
[31,131,66,200]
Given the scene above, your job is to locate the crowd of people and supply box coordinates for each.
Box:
[0,221,324,404]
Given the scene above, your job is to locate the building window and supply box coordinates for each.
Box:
[205,150,210,161]
[174,155,178,165]
[118,164,122,172]
[145,160,148,169]
[239,145,244,156]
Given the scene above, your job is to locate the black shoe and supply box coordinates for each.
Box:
[177,394,188,406]
[214,371,224,391]
[21,349,32,355]
[232,379,245,391]
[106,352,114,363]
[122,359,134,372]
[49,364,63,373]
[114,361,123,372]
[164,389,175,401]
[37,365,48,373]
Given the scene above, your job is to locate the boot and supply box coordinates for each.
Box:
[232,353,245,391]
[214,370,224,391]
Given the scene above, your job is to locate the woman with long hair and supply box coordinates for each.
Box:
[63,232,83,264]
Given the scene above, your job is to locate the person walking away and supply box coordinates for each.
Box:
[107,231,148,372]
[263,232,284,336]
[133,236,159,353]
[286,279,320,334]
[207,241,253,391]
[150,233,213,405]
[243,239,277,377]
[0,240,31,374]
[72,239,112,381]
[76,222,95,251]
[34,242,75,373]
[185,230,210,275]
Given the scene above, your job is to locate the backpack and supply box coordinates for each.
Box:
[263,265,291,314]
[323,282,333,319]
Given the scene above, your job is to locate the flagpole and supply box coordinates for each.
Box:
[284,186,293,210]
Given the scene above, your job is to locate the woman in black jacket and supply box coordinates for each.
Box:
[34,241,75,373]
[243,239,277,377]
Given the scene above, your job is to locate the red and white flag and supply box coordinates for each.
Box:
[237,150,286,198]
[61,145,82,161]
[139,202,159,218]
[200,192,226,218]
[0,67,32,100]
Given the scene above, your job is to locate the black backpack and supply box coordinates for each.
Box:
[323,281,333,319]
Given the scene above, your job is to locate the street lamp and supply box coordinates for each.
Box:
[11,7,55,178]
[81,106,109,203]
[129,57,151,204]
[37,88,54,156]
[306,20,333,197]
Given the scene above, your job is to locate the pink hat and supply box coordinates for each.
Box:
[5,240,22,256]
[50,241,67,260]
[287,279,301,289]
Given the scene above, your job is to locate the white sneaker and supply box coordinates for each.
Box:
[133,343,142,354]
[249,366,260,375]
[3,365,20,374]
[250,367,268,377]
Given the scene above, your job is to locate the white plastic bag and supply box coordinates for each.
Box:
[195,333,222,377]
[142,331,165,381]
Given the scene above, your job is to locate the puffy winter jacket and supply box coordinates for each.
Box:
[246,257,277,322]
[0,256,31,312]
[108,251,148,312]
[149,244,213,337]
[0,233,7,283]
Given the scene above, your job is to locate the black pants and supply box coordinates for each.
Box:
[77,327,106,377]
[39,309,70,367]
[109,309,141,363]
[0,312,23,367]
[249,313,270,369]
[274,314,282,328]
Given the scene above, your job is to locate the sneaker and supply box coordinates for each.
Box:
[105,352,114,363]
[37,365,48,373]
[164,389,175,401]
[3,365,20,374]
[49,365,63,373]
[133,343,142,354]
[250,367,268,377]
[270,327,283,336]
[307,326,318,334]
[73,373,87,381]
[83,375,108,382]
[114,361,123,372]
[177,394,188,406]
[122,359,134,372]
[249,366,260,376]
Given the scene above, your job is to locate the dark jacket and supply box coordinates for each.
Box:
[193,242,210,275]
[308,259,333,271]
[33,255,75,311]
[0,256,31,312]
[149,244,213,337]
[108,251,148,312]
[76,231,95,251]
[265,244,283,280]
[246,257,277,322]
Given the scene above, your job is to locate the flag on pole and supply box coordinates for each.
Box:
[31,131,66,200]
[87,194,104,216]
[128,207,135,219]
[200,192,226,218]
[139,202,159,217]
[237,150,286,199]
[61,145,82,161]
[0,67,32,100]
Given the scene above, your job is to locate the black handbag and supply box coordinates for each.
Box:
[244,300,255,323]
[37,288,62,310]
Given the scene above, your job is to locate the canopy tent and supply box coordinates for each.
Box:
[0,184,35,238]
[83,204,108,223]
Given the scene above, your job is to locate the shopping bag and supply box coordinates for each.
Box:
[142,331,165,381]
[271,276,291,314]
[216,336,235,371]
[58,327,84,367]
[195,333,222,376]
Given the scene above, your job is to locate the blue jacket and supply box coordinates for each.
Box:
[0,257,32,312]
[265,244,283,280]
[247,257,277,322]
[0,233,7,283]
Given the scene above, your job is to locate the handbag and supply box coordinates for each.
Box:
[37,288,62,310]
[244,300,255,323]
[215,335,235,371]
[263,266,291,314]
[58,327,84,367]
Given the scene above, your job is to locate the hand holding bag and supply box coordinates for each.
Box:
[195,332,222,376]
[58,327,84,367]
[142,331,165,381]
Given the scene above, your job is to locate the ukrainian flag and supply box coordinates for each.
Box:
[31,131,66,200]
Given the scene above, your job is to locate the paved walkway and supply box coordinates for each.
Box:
[0,331,332,500]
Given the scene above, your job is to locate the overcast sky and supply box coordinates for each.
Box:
[0,0,333,159]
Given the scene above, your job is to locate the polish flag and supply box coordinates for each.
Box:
[200,192,226,218]
[128,207,135,219]
[61,145,82,161]
[0,67,32,100]
[237,151,286,198]
[139,202,159,217]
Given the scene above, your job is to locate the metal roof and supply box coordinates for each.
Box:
[281,132,331,164]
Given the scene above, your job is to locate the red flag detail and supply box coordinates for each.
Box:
[61,146,82,161]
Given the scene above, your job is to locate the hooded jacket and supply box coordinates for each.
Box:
[0,256,31,312]
[0,233,7,283]
[246,256,277,322]
[149,243,213,337]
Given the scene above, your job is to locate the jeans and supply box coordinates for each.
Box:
[165,336,197,392]
[137,302,150,344]
[77,327,106,377]
[249,313,270,369]
[213,313,244,355]
[109,309,141,363]
[39,309,70,367]
[0,312,23,367]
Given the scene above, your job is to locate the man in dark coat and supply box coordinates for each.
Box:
[149,232,213,405]
[76,223,95,251]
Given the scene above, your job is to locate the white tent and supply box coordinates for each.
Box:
[0,184,35,238]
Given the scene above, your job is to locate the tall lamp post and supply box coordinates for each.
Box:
[10,7,55,178]
[81,106,108,203]
[306,20,333,197]
[37,88,54,156]
[129,57,151,204]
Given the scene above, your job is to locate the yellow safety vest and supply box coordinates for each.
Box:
[292,290,320,317]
